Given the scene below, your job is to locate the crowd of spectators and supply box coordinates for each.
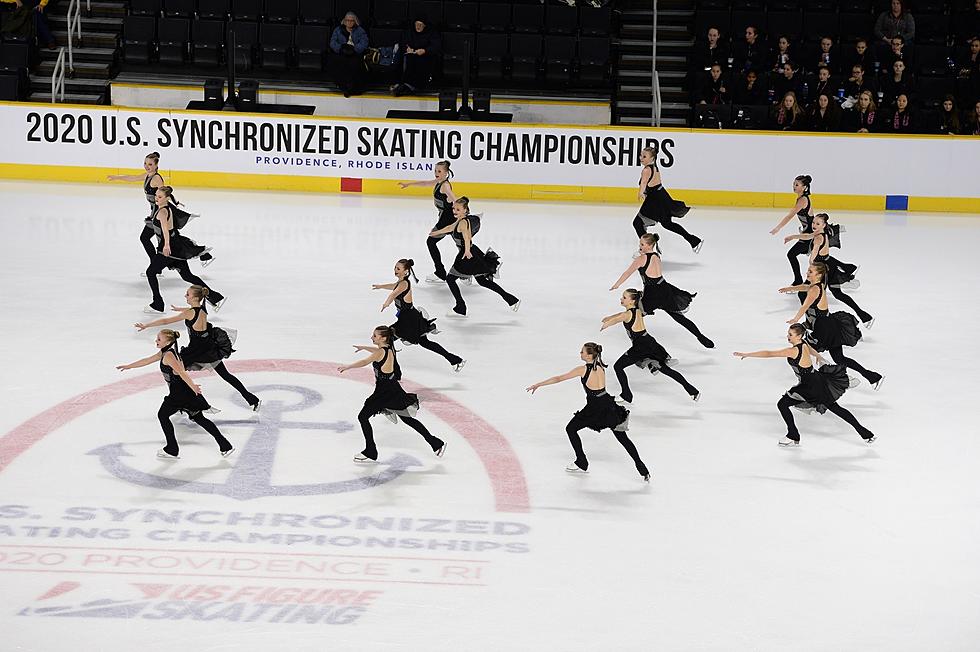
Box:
[690,0,980,135]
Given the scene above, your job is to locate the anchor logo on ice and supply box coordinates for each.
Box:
[87,384,422,499]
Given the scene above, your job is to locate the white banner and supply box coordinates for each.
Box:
[1,103,977,199]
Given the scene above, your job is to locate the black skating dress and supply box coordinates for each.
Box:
[178,306,238,371]
[636,162,691,229]
[362,346,420,419]
[810,232,856,288]
[637,252,696,314]
[432,180,455,229]
[573,363,630,432]
[391,279,438,345]
[160,344,209,415]
[151,205,208,264]
[144,175,196,230]
[784,343,853,413]
[804,283,862,351]
[447,216,502,279]
[623,307,673,373]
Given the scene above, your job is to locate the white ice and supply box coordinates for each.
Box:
[0,179,978,651]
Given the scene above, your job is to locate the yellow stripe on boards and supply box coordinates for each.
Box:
[0,162,975,213]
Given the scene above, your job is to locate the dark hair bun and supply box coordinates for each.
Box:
[173,332,180,340]
[407,259,414,266]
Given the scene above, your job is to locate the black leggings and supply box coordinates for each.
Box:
[566,413,648,476]
[158,403,232,456]
[827,347,880,384]
[426,212,456,278]
[829,287,872,323]
[357,407,443,460]
[665,310,713,345]
[146,254,224,311]
[787,240,809,284]
[446,275,518,315]
[777,395,874,442]
[415,337,463,366]
[213,362,259,406]
[632,213,701,249]
[139,224,156,261]
[613,353,698,403]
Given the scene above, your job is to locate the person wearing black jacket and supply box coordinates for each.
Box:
[733,26,768,75]
[807,94,842,131]
[691,26,730,72]
[844,64,876,99]
[809,37,840,75]
[844,90,881,132]
[937,95,961,134]
[879,59,913,110]
[391,15,442,96]
[769,91,805,130]
[887,93,916,133]
[695,64,730,105]
[811,65,835,102]
[842,38,876,78]
[773,62,804,104]
[732,69,768,105]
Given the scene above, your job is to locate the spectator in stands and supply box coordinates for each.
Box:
[330,11,370,97]
[955,37,979,106]
[696,63,729,105]
[963,99,980,134]
[937,95,961,134]
[769,35,794,74]
[880,35,910,73]
[773,62,804,103]
[390,15,441,96]
[879,59,913,110]
[875,0,915,58]
[806,93,842,131]
[844,64,876,100]
[844,90,880,132]
[0,0,56,50]
[692,27,729,72]
[809,37,840,75]
[812,65,835,102]
[732,69,767,105]
[887,93,915,133]
[733,26,768,75]
[842,38,875,78]
[769,91,803,130]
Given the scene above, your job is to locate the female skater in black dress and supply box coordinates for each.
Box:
[135,285,260,411]
[734,323,876,446]
[601,289,700,404]
[783,213,873,327]
[781,262,883,389]
[374,258,465,371]
[632,147,702,252]
[430,197,521,317]
[527,342,650,481]
[116,328,234,459]
[399,160,459,283]
[339,326,447,463]
[610,233,714,348]
[144,186,225,314]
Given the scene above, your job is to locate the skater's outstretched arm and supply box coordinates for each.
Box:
[106,172,151,182]
[116,352,163,370]
[338,349,383,372]
[783,232,816,244]
[135,308,193,331]
[429,219,459,237]
[733,346,798,360]
[371,282,398,290]
[398,179,436,189]
[600,311,629,331]
[788,285,820,324]
[526,366,586,394]
[779,282,811,294]
[610,256,645,290]
[637,167,652,201]
[770,196,807,235]
[380,280,408,311]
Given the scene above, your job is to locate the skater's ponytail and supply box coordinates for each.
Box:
[641,146,656,158]
[189,285,209,306]
[810,262,829,286]
[145,152,160,165]
[795,174,812,195]
[583,342,607,368]
[374,325,395,346]
[639,233,659,248]
[397,258,418,282]
[160,329,180,346]
[436,160,453,178]
[813,212,829,226]
[788,323,806,338]
[624,288,643,310]
[454,196,470,214]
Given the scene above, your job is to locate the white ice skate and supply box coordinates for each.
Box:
[353,453,379,464]
[510,299,522,312]
[156,448,180,460]
[565,463,588,474]
[435,442,447,458]
[220,447,236,458]
[777,437,801,447]
[453,360,466,373]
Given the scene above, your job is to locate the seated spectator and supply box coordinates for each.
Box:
[963,99,980,134]
[810,37,840,75]
[844,90,881,132]
[806,93,842,131]
[955,37,979,107]
[733,26,768,75]
[812,65,835,102]
[887,93,915,133]
[330,11,369,97]
[768,35,794,74]
[845,64,876,100]
[937,95,961,134]
[695,64,730,105]
[769,91,804,130]
[691,27,730,72]
[772,62,804,103]
[880,35,911,73]
[842,38,875,78]
[391,15,441,96]
[0,0,56,49]
[879,59,913,110]
[731,69,768,105]
[875,0,915,62]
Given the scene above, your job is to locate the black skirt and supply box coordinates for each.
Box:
[157,233,208,261]
[786,364,853,413]
[392,306,437,345]
[821,255,857,288]
[637,185,691,226]
[808,312,862,351]
[625,333,673,373]
[573,393,630,432]
[162,384,209,416]
[362,379,420,418]
[180,326,238,371]
[642,278,695,314]
[449,245,501,279]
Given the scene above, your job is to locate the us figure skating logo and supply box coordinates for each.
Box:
[0,359,530,513]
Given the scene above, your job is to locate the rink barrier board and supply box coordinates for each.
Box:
[2,162,977,212]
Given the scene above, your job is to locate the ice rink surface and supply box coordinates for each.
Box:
[1,179,978,651]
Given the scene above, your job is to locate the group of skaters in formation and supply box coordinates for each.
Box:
[111,151,882,481]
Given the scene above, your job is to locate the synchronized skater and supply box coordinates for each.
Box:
[527,343,650,481]
[399,160,458,283]
[632,146,703,252]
